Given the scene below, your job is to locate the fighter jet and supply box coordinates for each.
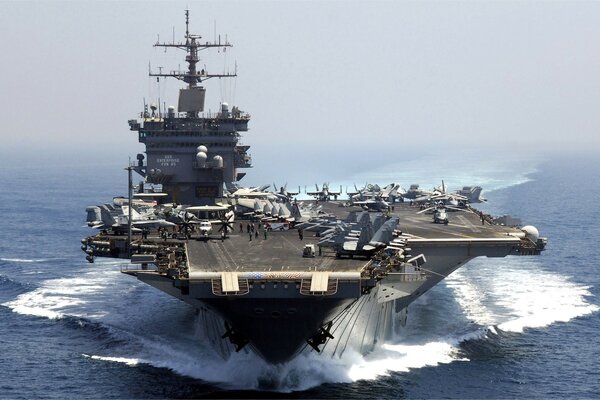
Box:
[306,183,342,201]
[319,214,400,258]
[402,184,429,200]
[346,183,363,198]
[414,180,469,206]
[455,186,486,203]
[351,197,391,212]
[224,182,271,197]
[273,182,300,201]
[86,201,176,233]
[350,183,401,203]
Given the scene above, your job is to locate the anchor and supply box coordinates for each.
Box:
[221,322,249,352]
[306,321,334,353]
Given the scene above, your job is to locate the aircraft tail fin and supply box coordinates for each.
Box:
[121,205,142,221]
[357,225,371,249]
[370,217,399,246]
[99,205,117,227]
[225,182,239,194]
[291,202,302,220]
[470,186,484,202]
[357,211,370,226]
[372,214,385,233]
[345,211,357,223]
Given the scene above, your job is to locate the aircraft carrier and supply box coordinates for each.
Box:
[82,12,547,364]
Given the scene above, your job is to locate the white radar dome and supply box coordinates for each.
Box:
[521,225,539,242]
[213,155,224,168]
[196,152,207,167]
[197,145,208,154]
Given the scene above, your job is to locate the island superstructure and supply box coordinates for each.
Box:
[82,12,547,364]
[128,10,251,205]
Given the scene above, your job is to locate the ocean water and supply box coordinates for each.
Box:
[1,153,599,399]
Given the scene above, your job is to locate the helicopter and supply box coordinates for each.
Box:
[432,207,449,225]
[417,202,469,225]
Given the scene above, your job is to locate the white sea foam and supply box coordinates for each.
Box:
[444,270,497,327]
[446,260,599,333]
[82,354,142,366]
[83,329,471,390]
[294,151,539,201]
[345,150,541,194]
[346,341,467,381]
[0,258,56,263]
[2,269,124,319]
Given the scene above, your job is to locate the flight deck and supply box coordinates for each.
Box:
[183,201,522,274]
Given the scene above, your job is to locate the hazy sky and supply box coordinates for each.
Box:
[1,1,599,181]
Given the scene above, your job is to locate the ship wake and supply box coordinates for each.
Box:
[446,258,599,333]
[2,258,597,391]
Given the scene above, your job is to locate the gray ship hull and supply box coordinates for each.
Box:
[132,241,499,364]
[137,271,398,363]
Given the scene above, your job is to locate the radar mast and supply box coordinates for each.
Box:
[149,10,237,117]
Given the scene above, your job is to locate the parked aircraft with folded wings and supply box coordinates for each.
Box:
[455,186,486,203]
[317,214,401,258]
[350,183,401,203]
[414,180,469,206]
[351,197,391,212]
[224,182,272,197]
[86,200,176,232]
